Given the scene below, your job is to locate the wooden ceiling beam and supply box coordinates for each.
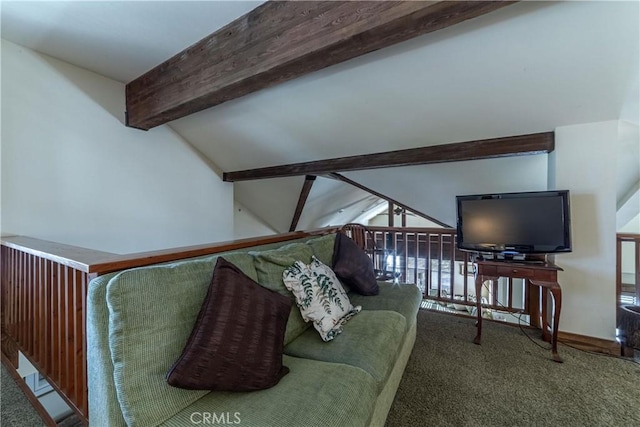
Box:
[223,132,554,182]
[125,1,516,130]
[328,173,451,228]
[289,175,316,232]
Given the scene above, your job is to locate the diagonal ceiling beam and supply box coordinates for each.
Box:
[328,173,451,228]
[289,175,316,232]
[125,0,517,130]
[223,132,554,182]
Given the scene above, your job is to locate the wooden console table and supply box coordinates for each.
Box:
[473,259,564,362]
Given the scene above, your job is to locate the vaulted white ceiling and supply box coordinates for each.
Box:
[2,1,638,231]
[0,1,262,83]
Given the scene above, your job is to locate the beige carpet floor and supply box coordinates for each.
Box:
[1,362,46,427]
[386,309,640,427]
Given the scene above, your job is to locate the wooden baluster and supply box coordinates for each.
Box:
[15,250,21,347]
[65,266,74,399]
[34,256,41,366]
[23,253,28,351]
[382,231,389,276]
[74,269,84,413]
[31,253,37,359]
[426,234,432,298]
[527,281,541,328]
[28,252,34,353]
[508,277,514,311]
[9,248,13,339]
[82,273,93,415]
[463,252,469,304]
[437,235,443,299]
[21,253,26,351]
[391,231,395,275]
[1,248,15,364]
[3,249,9,335]
[404,232,409,283]
[413,233,419,287]
[43,260,51,376]
[449,235,455,299]
[14,249,19,339]
[54,262,60,382]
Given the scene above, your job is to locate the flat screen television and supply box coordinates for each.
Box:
[456,190,572,257]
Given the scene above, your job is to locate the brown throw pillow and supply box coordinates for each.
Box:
[332,232,379,296]
[166,257,292,391]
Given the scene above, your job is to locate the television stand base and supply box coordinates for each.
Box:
[476,252,547,263]
[473,259,564,363]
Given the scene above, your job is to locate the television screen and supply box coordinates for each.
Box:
[456,190,572,255]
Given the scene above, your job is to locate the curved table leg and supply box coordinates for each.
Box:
[550,285,563,363]
[474,274,483,345]
[532,279,563,363]
[541,288,550,342]
[474,275,499,345]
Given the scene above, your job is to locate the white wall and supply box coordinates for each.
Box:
[552,121,618,340]
[1,40,233,253]
[368,212,443,228]
[233,201,276,239]
[345,155,549,228]
[620,241,636,280]
[620,213,640,234]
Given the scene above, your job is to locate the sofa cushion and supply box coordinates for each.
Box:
[166,258,291,391]
[283,256,361,342]
[284,310,406,391]
[332,232,379,295]
[251,243,314,345]
[307,233,352,292]
[158,355,378,427]
[105,252,255,427]
[87,272,128,426]
[251,243,314,295]
[305,233,336,269]
[348,282,423,331]
[219,253,260,282]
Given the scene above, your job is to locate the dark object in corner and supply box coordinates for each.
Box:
[332,233,379,296]
[617,305,640,356]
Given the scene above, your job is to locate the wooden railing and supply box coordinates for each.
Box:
[1,229,336,423]
[0,239,115,420]
[342,225,535,316]
[617,233,640,305]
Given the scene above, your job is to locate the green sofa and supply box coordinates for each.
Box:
[87,233,422,427]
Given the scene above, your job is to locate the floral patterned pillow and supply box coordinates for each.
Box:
[283,256,361,342]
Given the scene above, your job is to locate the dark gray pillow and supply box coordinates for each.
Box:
[166,257,291,391]
[332,233,379,296]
